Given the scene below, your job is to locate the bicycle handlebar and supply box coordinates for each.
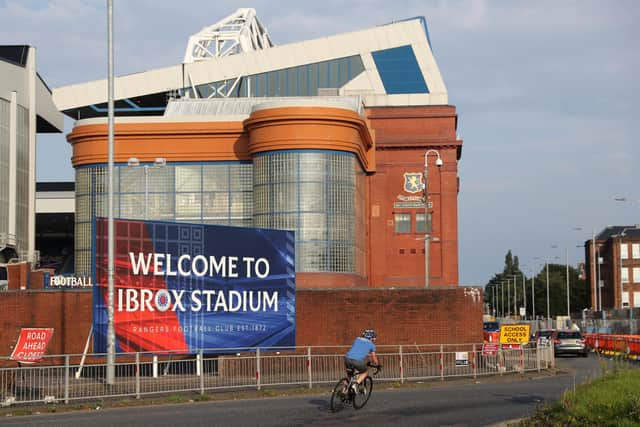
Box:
[367,362,382,375]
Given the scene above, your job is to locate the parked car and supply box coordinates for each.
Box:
[483,321,500,343]
[552,329,588,357]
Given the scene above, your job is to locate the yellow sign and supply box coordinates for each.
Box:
[499,324,530,344]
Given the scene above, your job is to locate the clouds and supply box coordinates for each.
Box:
[1,0,637,284]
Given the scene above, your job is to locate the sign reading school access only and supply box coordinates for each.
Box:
[499,324,530,345]
[10,328,54,363]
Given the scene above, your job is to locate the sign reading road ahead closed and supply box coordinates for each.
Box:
[499,324,530,345]
[10,328,54,363]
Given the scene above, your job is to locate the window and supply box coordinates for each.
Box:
[253,151,364,274]
[394,213,411,234]
[632,243,640,259]
[620,243,628,259]
[621,267,629,283]
[416,213,425,233]
[633,267,640,283]
[622,291,629,308]
[372,45,429,94]
[415,212,432,234]
[557,331,582,339]
[634,292,640,308]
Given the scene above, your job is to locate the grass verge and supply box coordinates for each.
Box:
[519,366,640,426]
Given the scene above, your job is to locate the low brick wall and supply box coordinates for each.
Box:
[0,287,483,358]
[296,287,483,346]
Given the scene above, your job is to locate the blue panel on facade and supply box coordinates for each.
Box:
[372,45,429,94]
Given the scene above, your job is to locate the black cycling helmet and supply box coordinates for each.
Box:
[362,329,377,340]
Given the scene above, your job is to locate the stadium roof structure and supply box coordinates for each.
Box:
[1,45,63,132]
[53,10,448,120]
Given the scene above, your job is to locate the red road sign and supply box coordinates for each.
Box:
[10,328,54,364]
[482,343,499,355]
[501,343,522,349]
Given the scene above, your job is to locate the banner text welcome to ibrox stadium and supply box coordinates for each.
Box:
[117,252,278,313]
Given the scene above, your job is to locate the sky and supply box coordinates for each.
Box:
[1,0,637,285]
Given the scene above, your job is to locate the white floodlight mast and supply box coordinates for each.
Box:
[183,8,273,64]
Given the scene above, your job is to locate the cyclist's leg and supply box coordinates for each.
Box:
[344,358,356,392]
[350,358,368,385]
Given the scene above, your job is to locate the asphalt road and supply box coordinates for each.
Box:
[0,355,629,427]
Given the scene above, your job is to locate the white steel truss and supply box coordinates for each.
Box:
[183,8,273,64]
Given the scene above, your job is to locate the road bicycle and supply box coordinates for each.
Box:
[330,362,381,412]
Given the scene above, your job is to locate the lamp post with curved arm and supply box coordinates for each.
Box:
[422,149,443,288]
[127,157,167,219]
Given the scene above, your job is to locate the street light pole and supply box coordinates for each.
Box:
[106,0,115,386]
[507,278,511,317]
[501,281,504,318]
[592,228,597,311]
[422,149,442,288]
[597,246,602,311]
[545,261,551,326]
[512,274,518,317]
[521,271,526,320]
[565,246,570,318]
[144,165,148,219]
[531,271,535,320]
[493,285,497,317]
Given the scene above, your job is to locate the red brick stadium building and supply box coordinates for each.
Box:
[0,10,482,354]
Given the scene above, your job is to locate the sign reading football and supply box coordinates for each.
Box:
[93,218,295,353]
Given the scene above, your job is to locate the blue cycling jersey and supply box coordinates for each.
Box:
[346,337,376,361]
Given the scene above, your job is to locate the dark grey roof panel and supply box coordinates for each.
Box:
[36,182,75,192]
[621,226,640,238]
[0,45,29,67]
[596,225,636,240]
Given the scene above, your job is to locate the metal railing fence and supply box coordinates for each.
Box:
[0,343,554,407]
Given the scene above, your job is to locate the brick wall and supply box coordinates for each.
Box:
[296,288,482,346]
[0,288,482,358]
[366,106,462,287]
[0,291,93,358]
[7,262,30,290]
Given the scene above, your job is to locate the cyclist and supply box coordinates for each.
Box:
[345,329,380,392]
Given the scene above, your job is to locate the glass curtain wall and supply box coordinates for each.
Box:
[0,98,29,254]
[193,55,364,98]
[14,104,29,253]
[253,150,365,274]
[75,162,252,276]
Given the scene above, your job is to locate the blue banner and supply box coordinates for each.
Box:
[93,218,295,353]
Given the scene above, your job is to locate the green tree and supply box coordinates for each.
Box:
[532,263,588,318]
[485,250,525,317]
[485,252,588,319]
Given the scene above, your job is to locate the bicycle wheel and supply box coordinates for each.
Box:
[330,378,350,412]
[352,376,373,409]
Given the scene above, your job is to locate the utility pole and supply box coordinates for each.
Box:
[106,0,115,386]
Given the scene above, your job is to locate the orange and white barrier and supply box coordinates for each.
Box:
[584,333,640,360]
